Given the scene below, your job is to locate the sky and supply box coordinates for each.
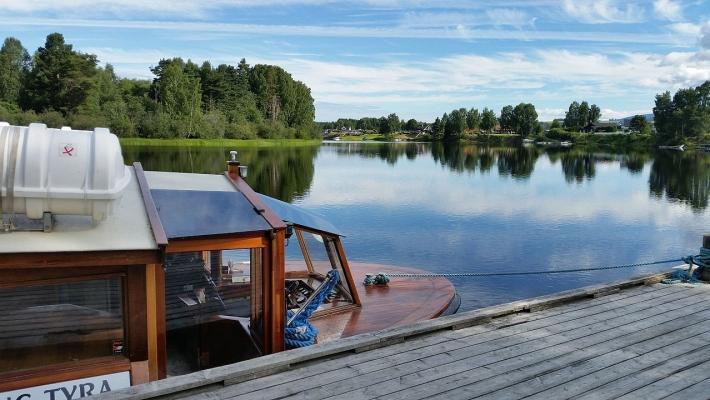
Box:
[0,0,708,121]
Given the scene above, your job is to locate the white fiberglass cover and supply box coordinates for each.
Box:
[0,123,130,222]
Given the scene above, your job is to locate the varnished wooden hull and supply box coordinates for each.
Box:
[311,262,458,342]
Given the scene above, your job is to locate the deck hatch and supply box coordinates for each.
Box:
[151,189,272,239]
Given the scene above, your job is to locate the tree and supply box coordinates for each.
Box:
[480,108,496,133]
[431,117,443,140]
[589,104,601,124]
[550,119,562,129]
[23,33,98,114]
[466,108,480,130]
[0,37,30,104]
[512,103,538,137]
[378,113,400,136]
[444,108,465,140]
[404,118,418,131]
[499,105,514,131]
[150,58,203,136]
[577,101,590,130]
[653,81,710,142]
[564,101,580,131]
[629,115,647,133]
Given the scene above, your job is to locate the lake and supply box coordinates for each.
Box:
[123,142,709,311]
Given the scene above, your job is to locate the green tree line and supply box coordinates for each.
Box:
[0,33,318,139]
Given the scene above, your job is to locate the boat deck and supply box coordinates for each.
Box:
[100,274,710,400]
[312,262,458,342]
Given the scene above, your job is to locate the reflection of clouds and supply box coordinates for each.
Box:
[300,150,707,229]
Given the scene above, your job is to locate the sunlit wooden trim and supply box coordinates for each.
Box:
[166,236,266,253]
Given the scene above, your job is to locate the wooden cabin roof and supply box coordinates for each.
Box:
[0,166,158,254]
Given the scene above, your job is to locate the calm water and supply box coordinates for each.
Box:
[123,142,710,311]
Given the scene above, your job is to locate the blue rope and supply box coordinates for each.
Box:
[285,270,340,349]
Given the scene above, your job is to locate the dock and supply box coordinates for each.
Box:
[100,273,710,400]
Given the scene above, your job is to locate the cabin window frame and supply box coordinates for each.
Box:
[289,226,361,317]
[0,265,145,393]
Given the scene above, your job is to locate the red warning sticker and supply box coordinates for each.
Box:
[60,143,76,157]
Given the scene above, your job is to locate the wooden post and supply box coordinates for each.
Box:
[702,234,710,281]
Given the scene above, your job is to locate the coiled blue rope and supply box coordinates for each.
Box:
[285,270,340,349]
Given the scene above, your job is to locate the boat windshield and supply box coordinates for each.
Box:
[285,228,355,315]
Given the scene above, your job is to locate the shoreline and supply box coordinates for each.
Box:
[120,138,322,147]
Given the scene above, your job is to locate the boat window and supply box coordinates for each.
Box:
[0,278,124,374]
[285,229,354,314]
[164,248,263,375]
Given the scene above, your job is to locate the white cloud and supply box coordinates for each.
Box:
[0,17,681,45]
[653,0,683,21]
[399,8,533,29]
[562,0,645,24]
[668,22,701,36]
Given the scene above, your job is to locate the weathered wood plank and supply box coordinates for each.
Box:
[571,343,710,400]
[181,284,685,400]
[227,287,705,400]
[615,359,710,400]
[660,376,710,400]
[322,293,710,400]
[469,318,710,400]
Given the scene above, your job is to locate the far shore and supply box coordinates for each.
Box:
[119,138,322,147]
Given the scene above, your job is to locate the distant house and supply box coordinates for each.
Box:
[582,121,621,133]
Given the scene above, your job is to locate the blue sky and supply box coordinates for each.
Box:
[0,0,708,121]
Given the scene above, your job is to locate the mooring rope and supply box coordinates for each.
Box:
[285,269,340,349]
[363,252,710,285]
[378,257,688,279]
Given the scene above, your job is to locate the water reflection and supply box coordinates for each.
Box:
[650,151,709,211]
[125,143,710,212]
[322,142,708,211]
[122,145,319,202]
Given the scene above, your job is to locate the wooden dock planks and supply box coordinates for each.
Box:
[98,274,710,400]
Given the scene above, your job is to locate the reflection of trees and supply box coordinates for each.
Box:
[123,146,229,173]
[496,147,540,180]
[241,147,319,202]
[620,153,650,174]
[649,152,709,211]
[331,142,428,165]
[561,153,596,183]
[122,145,319,202]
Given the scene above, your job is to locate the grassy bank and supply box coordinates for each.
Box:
[569,133,654,149]
[327,133,412,141]
[120,138,322,147]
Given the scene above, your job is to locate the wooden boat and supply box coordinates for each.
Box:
[0,123,457,398]
[658,144,685,151]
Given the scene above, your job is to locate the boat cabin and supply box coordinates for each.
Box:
[0,123,456,400]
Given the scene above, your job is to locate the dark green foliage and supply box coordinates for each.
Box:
[653,81,709,144]
[431,117,443,140]
[0,37,30,104]
[466,108,480,130]
[0,33,317,140]
[22,33,98,114]
[378,113,400,137]
[629,115,648,133]
[512,103,538,137]
[404,118,418,131]
[444,109,466,140]
[564,100,600,131]
[480,108,497,133]
[499,105,514,131]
